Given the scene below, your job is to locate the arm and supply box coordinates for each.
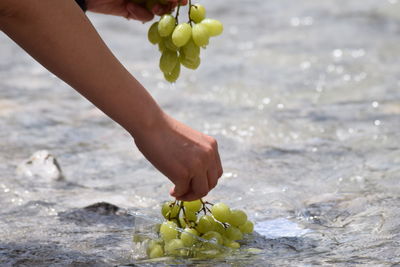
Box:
[0,0,222,201]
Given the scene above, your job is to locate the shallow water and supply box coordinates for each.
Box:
[1,0,400,266]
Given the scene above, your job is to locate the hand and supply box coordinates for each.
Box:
[86,0,188,22]
[133,113,223,201]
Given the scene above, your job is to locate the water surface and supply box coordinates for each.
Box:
[1,0,400,265]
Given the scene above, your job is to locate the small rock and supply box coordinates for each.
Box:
[16,150,64,181]
[84,202,120,215]
[59,202,134,227]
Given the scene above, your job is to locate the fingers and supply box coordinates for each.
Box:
[126,2,154,22]
[127,0,188,20]
[152,3,172,16]
[153,0,188,16]
[206,140,222,191]
[170,175,191,198]
[177,173,209,201]
[213,140,223,178]
[174,137,222,201]
[207,165,218,190]
[167,0,188,6]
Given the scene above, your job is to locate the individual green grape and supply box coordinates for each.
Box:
[190,4,206,23]
[212,219,226,236]
[223,238,240,249]
[181,39,200,60]
[179,217,187,228]
[183,200,202,213]
[161,202,169,219]
[238,220,254,234]
[172,23,192,47]
[153,223,161,234]
[164,239,185,256]
[184,210,198,222]
[180,227,199,247]
[161,201,180,219]
[196,215,215,234]
[181,212,196,228]
[159,51,178,74]
[146,239,158,255]
[158,15,176,37]
[164,62,180,83]
[202,231,223,245]
[148,244,164,258]
[160,221,178,241]
[228,210,247,227]
[148,22,162,45]
[158,39,166,52]
[225,226,243,241]
[192,23,210,47]
[163,36,179,51]
[200,18,224,37]
[211,202,231,223]
[170,218,179,226]
[179,54,201,70]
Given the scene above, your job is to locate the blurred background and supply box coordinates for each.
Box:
[1,0,400,265]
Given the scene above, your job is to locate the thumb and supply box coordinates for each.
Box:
[170,178,191,198]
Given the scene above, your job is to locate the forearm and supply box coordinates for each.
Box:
[0,0,162,136]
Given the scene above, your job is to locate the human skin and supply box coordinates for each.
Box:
[86,0,188,21]
[0,0,222,201]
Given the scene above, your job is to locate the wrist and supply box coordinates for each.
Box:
[125,101,167,140]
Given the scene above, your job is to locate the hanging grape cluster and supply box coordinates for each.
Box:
[145,199,254,259]
[145,1,224,82]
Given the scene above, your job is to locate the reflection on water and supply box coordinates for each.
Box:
[1,0,400,265]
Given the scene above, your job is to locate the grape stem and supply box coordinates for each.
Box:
[175,0,182,24]
[176,201,184,228]
[167,200,176,220]
[167,200,183,227]
[188,0,193,26]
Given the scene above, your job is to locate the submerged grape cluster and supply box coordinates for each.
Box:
[146,1,223,82]
[146,199,254,259]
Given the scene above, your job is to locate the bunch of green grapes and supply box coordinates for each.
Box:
[145,199,254,259]
[146,1,224,82]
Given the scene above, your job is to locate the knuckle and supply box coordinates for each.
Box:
[175,168,190,183]
[190,157,203,169]
[218,167,224,177]
[195,151,209,166]
[205,145,214,155]
[210,181,217,189]
[209,137,218,149]
[201,145,214,160]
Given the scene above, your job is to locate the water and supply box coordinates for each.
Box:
[1,0,400,265]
